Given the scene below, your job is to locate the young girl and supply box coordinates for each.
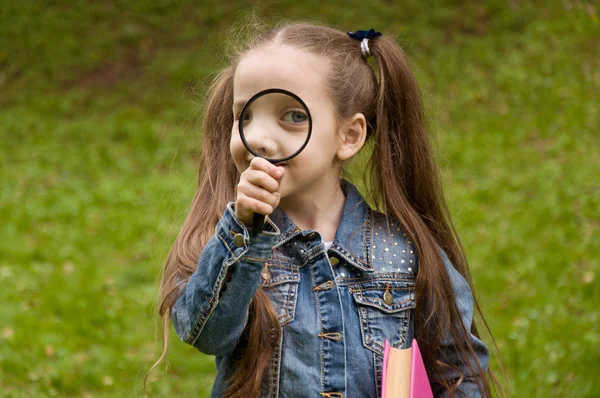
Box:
[149,22,502,398]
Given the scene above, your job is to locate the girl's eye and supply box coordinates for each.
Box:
[283,111,307,123]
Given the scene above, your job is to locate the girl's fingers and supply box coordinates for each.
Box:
[235,157,284,224]
[236,195,274,217]
[238,182,280,209]
[249,157,285,181]
[243,169,281,193]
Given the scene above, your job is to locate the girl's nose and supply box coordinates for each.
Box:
[246,135,274,157]
[244,124,278,158]
[250,145,272,158]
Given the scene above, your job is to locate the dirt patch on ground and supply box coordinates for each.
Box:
[64,51,147,90]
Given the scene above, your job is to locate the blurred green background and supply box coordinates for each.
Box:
[1,1,598,397]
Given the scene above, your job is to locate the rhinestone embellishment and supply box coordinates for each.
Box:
[371,219,416,273]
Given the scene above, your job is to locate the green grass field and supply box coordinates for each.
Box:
[1,1,598,396]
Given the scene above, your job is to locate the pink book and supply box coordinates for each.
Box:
[410,339,433,398]
[381,338,433,398]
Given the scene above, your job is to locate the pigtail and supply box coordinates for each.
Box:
[146,65,282,398]
[368,35,498,397]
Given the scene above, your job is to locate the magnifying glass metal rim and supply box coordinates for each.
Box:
[238,87,313,165]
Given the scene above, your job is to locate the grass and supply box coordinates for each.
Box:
[0,1,598,396]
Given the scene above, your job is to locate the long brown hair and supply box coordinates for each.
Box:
[145,20,505,397]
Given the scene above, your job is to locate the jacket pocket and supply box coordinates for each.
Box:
[349,277,416,356]
[260,263,301,326]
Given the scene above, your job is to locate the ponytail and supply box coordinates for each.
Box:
[366,34,501,396]
[147,66,283,398]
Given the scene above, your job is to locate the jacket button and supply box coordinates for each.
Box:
[233,233,245,247]
[384,290,394,305]
[329,256,340,266]
[261,264,271,280]
[383,285,393,305]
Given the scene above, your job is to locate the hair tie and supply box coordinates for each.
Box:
[347,28,382,58]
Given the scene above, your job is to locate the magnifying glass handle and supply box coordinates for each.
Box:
[251,212,265,238]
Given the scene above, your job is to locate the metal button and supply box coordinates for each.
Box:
[329,256,339,266]
[261,264,271,280]
[383,285,393,305]
[233,233,245,247]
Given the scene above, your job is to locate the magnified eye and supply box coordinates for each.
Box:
[283,110,307,123]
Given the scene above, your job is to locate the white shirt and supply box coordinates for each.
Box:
[323,241,333,251]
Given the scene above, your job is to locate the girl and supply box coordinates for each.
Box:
[149,22,502,398]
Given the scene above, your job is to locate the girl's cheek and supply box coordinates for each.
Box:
[229,135,242,162]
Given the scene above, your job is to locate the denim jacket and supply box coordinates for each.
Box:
[171,179,489,397]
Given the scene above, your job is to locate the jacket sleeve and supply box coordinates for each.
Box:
[432,248,490,398]
[170,202,280,356]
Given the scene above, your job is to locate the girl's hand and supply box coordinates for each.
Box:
[235,157,285,229]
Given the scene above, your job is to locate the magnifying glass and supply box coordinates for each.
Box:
[238,88,313,238]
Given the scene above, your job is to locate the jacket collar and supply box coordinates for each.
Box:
[266,179,375,272]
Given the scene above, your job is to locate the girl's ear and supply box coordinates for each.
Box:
[336,112,367,161]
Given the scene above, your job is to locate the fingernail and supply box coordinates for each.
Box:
[275,168,283,177]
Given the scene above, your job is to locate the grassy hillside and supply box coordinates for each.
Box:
[1,1,598,396]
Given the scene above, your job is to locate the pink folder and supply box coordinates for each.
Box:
[381,338,433,398]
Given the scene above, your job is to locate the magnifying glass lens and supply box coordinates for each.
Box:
[238,89,312,164]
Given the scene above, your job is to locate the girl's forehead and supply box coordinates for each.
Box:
[233,44,330,106]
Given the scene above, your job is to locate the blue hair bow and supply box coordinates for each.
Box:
[347,28,382,41]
